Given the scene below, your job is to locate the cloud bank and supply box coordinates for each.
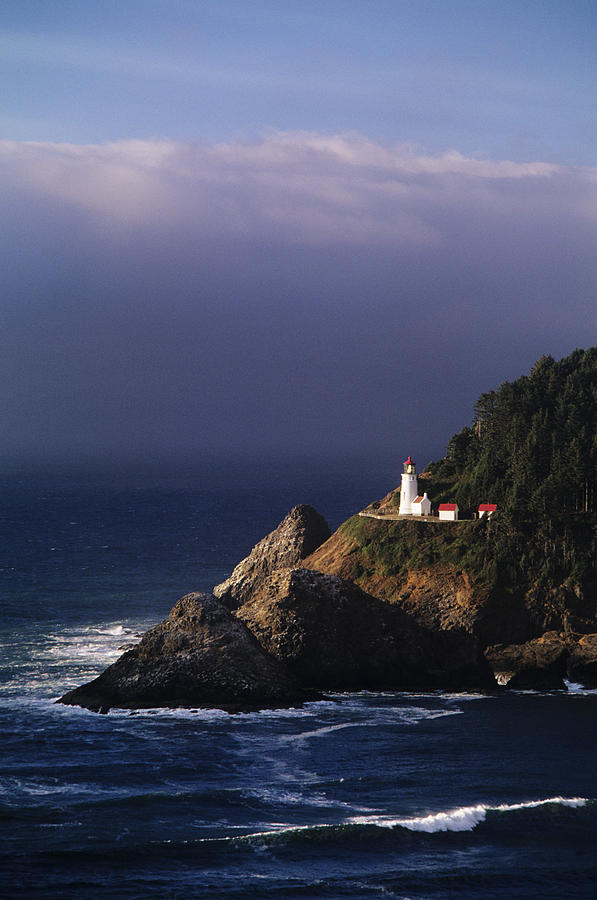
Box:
[2,133,593,244]
[1,133,595,464]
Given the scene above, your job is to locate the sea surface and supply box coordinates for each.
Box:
[1,457,596,899]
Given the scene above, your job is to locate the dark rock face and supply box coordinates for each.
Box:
[214,505,330,610]
[485,632,569,690]
[58,593,313,713]
[486,631,597,690]
[236,567,494,691]
[567,634,597,687]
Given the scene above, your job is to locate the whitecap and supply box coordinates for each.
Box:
[348,805,488,832]
[348,796,588,833]
[494,796,587,812]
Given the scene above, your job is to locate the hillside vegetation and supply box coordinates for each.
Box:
[308,348,597,639]
[424,348,597,598]
[428,347,597,521]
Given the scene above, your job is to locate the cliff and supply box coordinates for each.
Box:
[303,516,513,643]
[303,511,597,687]
[236,567,492,691]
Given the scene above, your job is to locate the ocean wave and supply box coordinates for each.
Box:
[0,619,154,700]
[348,796,589,833]
[32,622,146,664]
[148,796,591,851]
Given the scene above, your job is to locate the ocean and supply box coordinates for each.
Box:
[1,457,596,899]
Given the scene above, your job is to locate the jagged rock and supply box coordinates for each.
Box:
[567,634,597,687]
[214,505,330,609]
[236,567,494,691]
[485,631,568,689]
[58,593,314,713]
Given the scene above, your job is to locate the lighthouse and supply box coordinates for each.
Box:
[399,455,418,515]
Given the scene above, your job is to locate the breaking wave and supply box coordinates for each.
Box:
[348,796,588,833]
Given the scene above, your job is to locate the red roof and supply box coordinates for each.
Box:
[478,504,497,512]
[439,503,458,511]
[404,455,414,465]
[412,496,424,503]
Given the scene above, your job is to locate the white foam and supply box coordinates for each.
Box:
[0,618,155,701]
[564,679,597,695]
[494,796,587,812]
[349,805,487,832]
[243,785,369,812]
[442,692,489,702]
[108,705,233,721]
[348,796,588,833]
[103,700,334,722]
[278,722,365,743]
[0,775,128,802]
[206,822,338,845]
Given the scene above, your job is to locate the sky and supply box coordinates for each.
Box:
[1,0,596,469]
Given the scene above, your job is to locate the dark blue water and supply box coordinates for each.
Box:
[1,458,596,898]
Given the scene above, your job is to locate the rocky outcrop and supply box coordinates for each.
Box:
[566,634,597,687]
[236,567,494,691]
[61,498,597,712]
[214,505,330,610]
[523,582,597,636]
[486,631,597,690]
[485,632,569,689]
[58,593,314,713]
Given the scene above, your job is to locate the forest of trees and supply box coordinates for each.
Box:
[427,347,597,523]
[424,348,597,595]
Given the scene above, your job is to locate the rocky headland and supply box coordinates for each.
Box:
[304,512,597,691]
[59,497,597,714]
[59,349,597,712]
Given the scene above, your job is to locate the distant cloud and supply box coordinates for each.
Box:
[1,132,595,463]
[1,133,594,248]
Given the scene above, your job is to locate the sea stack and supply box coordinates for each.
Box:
[58,593,315,713]
[214,504,330,609]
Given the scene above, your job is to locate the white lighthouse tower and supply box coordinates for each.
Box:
[399,455,418,515]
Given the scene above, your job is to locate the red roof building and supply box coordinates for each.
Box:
[438,502,459,521]
[478,503,497,517]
